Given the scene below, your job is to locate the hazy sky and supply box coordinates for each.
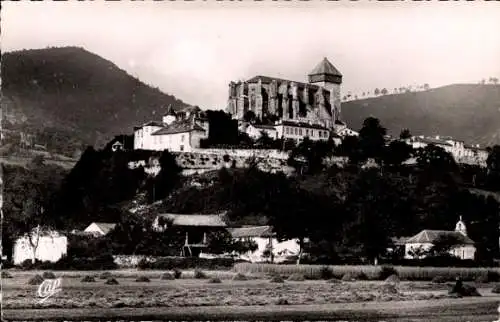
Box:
[2,1,500,109]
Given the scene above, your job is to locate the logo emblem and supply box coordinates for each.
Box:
[37,278,62,304]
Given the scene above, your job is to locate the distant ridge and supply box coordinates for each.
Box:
[341,84,500,147]
[1,46,192,155]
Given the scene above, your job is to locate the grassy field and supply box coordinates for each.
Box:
[3,268,496,311]
[3,269,500,321]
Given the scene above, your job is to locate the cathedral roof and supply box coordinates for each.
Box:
[246,75,322,90]
[308,57,342,77]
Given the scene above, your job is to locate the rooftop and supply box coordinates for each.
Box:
[156,213,227,227]
[228,225,275,238]
[308,57,342,77]
[405,230,474,245]
[152,120,206,135]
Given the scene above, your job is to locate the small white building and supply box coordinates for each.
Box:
[404,217,476,260]
[133,105,209,152]
[13,228,68,265]
[245,124,279,140]
[228,225,301,263]
[83,222,117,237]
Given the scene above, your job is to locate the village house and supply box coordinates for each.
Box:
[408,135,488,166]
[83,222,117,237]
[243,123,279,140]
[152,212,227,257]
[12,228,68,265]
[228,225,301,263]
[133,105,209,152]
[404,217,476,260]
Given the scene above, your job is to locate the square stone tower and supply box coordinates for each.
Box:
[308,57,343,124]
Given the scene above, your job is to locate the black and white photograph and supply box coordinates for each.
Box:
[1,1,500,321]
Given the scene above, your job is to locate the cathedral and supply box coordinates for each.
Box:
[227,57,343,130]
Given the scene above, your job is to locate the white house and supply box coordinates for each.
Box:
[228,225,300,263]
[133,105,209,152]
[245,124,279,140]
[408,135,489,166]
[404,217,476,260]
[274,120,341,145]
[13,228,68,265]
[83,222,117,237]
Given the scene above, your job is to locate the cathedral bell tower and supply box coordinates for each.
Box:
[308,57,343,127]
[455,216,468,236]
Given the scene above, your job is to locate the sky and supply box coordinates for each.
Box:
[2,1,500,109]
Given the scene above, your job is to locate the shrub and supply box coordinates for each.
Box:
[135,276,150,283]
[288,273,305,281]
[173,268,182,279]
[81,276,96,283]
[488,270,500,282]
[105,278,119,285]
[208,277,222,283]
[1,271,13,278]
[320,266,334,280]
[42,271,56,279]
[28,275,44,285]
[194,269,207,279]
[378,266,398,280]
[270,275,285,283]
[232,273,248,281]
[161,272,175,280]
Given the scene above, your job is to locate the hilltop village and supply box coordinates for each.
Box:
[4,57,500,272]
[131,57,489,172]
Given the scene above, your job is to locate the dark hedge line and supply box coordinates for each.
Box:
[18,254,117,270]
[138,257,235,270]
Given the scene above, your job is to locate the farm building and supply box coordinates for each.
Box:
[404,217,476,260]
[12,228,68,265]
[84,222,117,237]
[152,212,228,257]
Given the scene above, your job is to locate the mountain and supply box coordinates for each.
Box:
[1,46,192,156]
[341,84,500,147]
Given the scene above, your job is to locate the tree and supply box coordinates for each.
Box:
[423,83,430,91]
[374,88,380,96]
[357,117,387,164]
[146,151,181,203]
[288,137,335,175]
[399,128,412,140]
[243,110,257,123]
[416,144,458,174]
[491,77,498,85]
[381,88,388,95]
[256,131,273,149]
[486,145,500,172]
[206,230,258,255]
[384,140,413,168]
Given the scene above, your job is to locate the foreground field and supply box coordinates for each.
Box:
[0,269,491,310]
[4,298,500,321]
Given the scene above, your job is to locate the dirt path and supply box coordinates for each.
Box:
[4,297,500,321]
